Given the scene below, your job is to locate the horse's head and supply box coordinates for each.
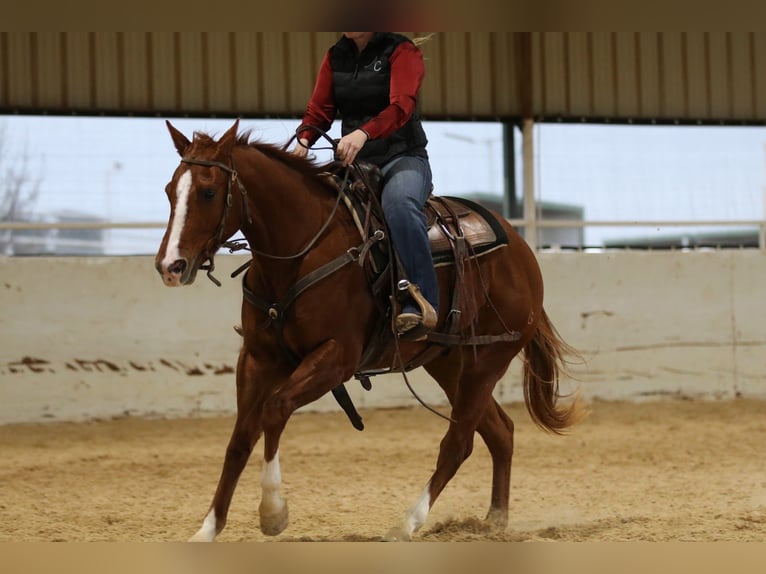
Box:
[155,120,242,286]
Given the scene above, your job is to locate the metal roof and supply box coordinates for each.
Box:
[2,32,765,123]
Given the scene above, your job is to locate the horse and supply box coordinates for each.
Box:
[154,119,583,541]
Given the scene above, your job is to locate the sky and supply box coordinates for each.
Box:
[1,115,765,253]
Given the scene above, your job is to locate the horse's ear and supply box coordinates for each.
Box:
[217,119,240,156]
[166,121,191,157]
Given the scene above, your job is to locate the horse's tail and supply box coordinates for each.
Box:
[522,308,586,434]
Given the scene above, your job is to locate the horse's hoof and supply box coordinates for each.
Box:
[382,526,412,542]
[189,511,218,542]
[259,500,289,536]
[485,508,509,530]
[188,531,215,542]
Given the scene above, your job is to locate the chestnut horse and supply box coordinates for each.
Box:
[155,120,582,541]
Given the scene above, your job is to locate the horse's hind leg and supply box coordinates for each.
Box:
[476,399,514,528]
[190,349,266,542]
[385,346,516,541]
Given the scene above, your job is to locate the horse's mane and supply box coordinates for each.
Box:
[191,129,334,190]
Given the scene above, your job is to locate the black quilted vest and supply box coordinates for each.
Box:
[330,33,428,166]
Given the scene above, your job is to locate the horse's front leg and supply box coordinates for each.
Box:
[258,338,350,537]
[190,347,268,542]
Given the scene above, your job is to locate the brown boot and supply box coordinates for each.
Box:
[395,312,424,334]
[395,314,429,342]
[395,283,437,341]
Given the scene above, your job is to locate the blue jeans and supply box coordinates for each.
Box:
[380,155,438,313]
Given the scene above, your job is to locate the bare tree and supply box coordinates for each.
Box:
[0,124,43,254]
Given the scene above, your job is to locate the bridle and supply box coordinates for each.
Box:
[179,151,351,286]
[179,156,252,286]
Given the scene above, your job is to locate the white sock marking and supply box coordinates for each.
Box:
[189,508,217,542]
[404,483,431,536]
[161,169,192,270]
[260,451,284,515]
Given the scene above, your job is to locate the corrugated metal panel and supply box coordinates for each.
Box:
[176,32,205,111]
[637,32,661,118]
[35,33,63,109]
[659,32,685,118]
[440,33,472,114]
[417,33,447,116]
[490,33,520,117]
[614,32,641,118]
[755,34,766,119]
[4,33,34,109]
[122,33,150,110]
[148,32,176,111]
[285,32,315,113]
[565,32,591,117]
[683,32,706,118]
[231,32,262,112]
[92,32,120,110]
[530,32,766,123]
[400,32,521,117]
[729,33,755,120]
[1,32,765,123]
[258,32,288,113]
[63,33,93,110]
[590,32,615,117]
[206,33,234,112]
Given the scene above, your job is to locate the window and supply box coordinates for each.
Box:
[532,123,766,249]
[2,116,764,254]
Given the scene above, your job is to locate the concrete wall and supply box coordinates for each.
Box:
[1,252,764,424]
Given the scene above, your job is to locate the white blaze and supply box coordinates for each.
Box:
[161,169,192,269]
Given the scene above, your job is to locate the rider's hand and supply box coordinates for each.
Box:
[336,129,369,166]
[292,137,311,159]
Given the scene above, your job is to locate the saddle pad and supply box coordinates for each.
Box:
[426,196,509,265]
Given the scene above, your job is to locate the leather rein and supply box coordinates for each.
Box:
[179,154,385,431]
[180,155,372,283]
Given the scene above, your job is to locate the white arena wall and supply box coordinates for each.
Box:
[0,251,764,425]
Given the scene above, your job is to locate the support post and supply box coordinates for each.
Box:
[522,118,537,250]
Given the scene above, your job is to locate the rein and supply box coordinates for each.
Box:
[180,149,381,432]
[247,168,349,262]
[181,135,454,428]
[181,154,352,282]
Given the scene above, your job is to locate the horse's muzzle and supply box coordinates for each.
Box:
[156,258,189,287]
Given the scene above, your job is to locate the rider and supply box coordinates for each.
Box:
[292,32,438,338]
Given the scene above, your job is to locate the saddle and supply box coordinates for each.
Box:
[322,160,514,376]
[324,160,508,272]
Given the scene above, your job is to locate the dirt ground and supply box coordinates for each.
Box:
[1,397,764,542]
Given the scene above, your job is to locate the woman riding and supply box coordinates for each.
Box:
[292,32,438,338]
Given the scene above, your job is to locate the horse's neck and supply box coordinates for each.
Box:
[236,147,333,259]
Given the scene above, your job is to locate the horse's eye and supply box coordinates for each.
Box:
[200,188,216,201]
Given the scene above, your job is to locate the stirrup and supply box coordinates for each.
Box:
[394,282,437,342]
[396,318,430,342]
[399,282,437,330]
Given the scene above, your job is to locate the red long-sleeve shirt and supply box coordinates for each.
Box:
[299,41,425,144]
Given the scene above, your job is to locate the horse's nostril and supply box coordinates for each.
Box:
[168,259,187,275]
